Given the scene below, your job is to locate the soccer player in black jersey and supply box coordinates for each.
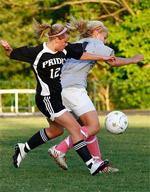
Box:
[0,20,115,175]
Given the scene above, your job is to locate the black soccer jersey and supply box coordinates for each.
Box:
[10,42,84,96]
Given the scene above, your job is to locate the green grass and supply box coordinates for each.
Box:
[0,115,149,192]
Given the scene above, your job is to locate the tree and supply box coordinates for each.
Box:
[0,0,39,82]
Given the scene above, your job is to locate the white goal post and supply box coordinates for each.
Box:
[0,89,36,113]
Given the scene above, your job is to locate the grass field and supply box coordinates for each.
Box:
[0,115,149,192]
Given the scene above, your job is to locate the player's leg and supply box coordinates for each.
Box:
[46,121,68,170]
[13,94,109,174]
[48,88,103,169]
[13,121,63,168]
[12,94,65,168]
[48,111,102,166]
[50,112,119,173]
[52,88,102,158]
[52,111,101,155]
[79,111,102,159]
[53,111,109,175]
[77,111,119,173]
[49,111,118,173]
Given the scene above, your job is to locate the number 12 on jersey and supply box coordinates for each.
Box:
[49,67,61,78]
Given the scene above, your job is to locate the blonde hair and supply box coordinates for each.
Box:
[33,18,68,39]
[66,17,108,38]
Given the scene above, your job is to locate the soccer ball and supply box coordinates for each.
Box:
[105,111,128,134]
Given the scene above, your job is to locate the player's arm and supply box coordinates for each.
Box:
[84,41,144,67]
[80,52,115,62]
[0,39,37,63]
[66,42,115,62]
[107,54,144,67]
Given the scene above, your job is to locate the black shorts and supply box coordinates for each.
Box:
[36,93,67,121]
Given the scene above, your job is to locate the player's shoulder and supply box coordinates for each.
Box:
[81,38,114,55]
[66,42,82,49]
[22,43,44,57]
[29,43,44,52]
[78,37,100,44]
[79,38,101,50]
[65,42,83,54]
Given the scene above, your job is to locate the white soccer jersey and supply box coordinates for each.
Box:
[61,38,114,88]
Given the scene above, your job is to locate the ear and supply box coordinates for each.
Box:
[92,29,99,38]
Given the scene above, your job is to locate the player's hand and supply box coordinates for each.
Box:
[102,55,116,62]
[132,54,144,63]
[107,57,118,66]
[0,40,11,50]
[0,39,13,56]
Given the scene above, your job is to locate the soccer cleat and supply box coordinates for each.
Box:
[87,159,109,176]
[48,145,68,170]
[13,143,27,168]
[100,165,119,173]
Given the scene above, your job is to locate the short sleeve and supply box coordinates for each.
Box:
[85,40,115,56]
[65,43,84,60]
[10,46,38,63]
[109,49,115,56]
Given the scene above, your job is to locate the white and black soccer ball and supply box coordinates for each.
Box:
[105,111,128,134]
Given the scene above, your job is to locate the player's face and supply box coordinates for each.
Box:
[55,33,69,51]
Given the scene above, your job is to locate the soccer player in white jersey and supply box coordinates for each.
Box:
[47,18,144,172]
[0,19,118,175]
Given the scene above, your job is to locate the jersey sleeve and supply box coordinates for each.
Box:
[65,43,84,60]
[10,46,38,63]
[85,40,115,56]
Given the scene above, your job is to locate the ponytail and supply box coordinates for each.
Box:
[66,17,108,38]
[66,16,87,36]
[33,18,67,39]
[33,18,51,38]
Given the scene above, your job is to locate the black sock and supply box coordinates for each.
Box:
[73,140,93,166]
[24,129,49,152]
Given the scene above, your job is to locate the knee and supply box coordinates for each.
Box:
[54,128,64,137]
[88,122,101,135]
[92,126,100,135]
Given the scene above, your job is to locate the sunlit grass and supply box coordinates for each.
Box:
[0,115,149,192]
